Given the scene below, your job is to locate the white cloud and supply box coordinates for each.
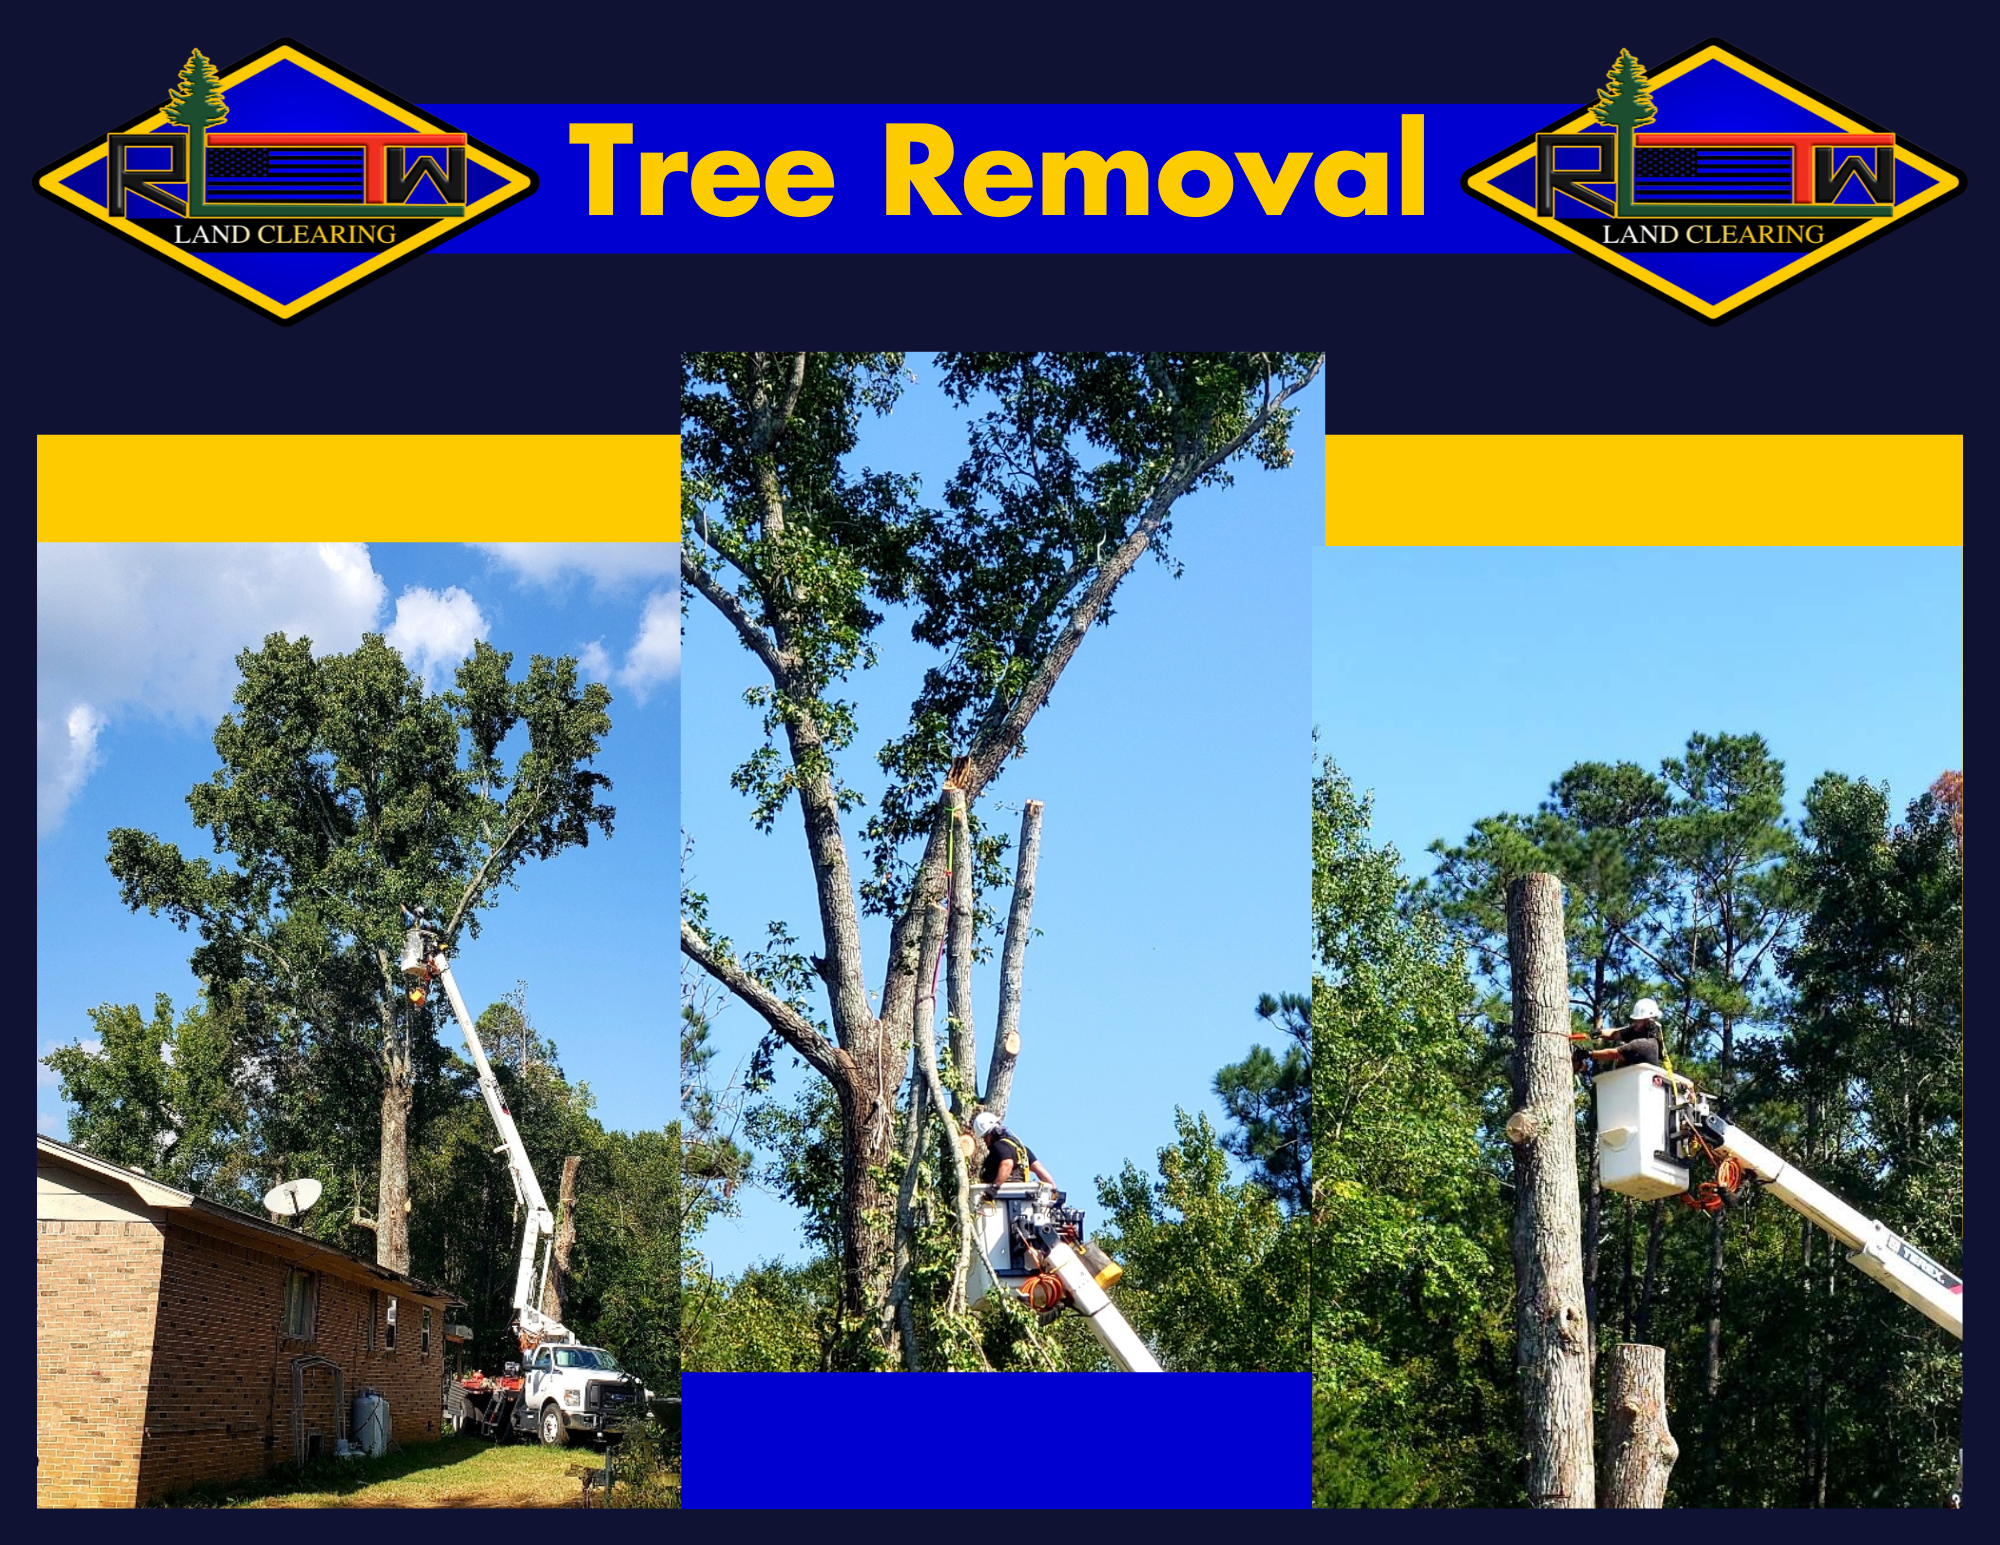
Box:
[576,640,613,684]
[477,543,680,592]
[384,586,489,689]
[37,544,389,834]
[37,705,105,836]
[615,589,681,703]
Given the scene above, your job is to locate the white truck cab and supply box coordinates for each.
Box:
[522,1342,650,1447]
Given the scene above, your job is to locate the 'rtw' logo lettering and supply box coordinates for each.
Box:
[1462,40,1962,322]
[36,40,536,323]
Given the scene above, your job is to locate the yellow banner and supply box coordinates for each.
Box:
[1325,435,1961,545]
[38,435,680,542]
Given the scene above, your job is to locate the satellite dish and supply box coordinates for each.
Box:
[263,1178,323,1225]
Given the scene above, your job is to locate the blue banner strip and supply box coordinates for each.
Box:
[425,104,1572,253]
[681,1372,1312,1508]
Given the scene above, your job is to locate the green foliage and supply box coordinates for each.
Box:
[162,49,228,134]
[683,1256,841,1372]
[1318,734,1962,1508]
[43,991,249,1194]
[1311,754,1516,1505]
[1213,992,1311,1213]
[1094,1109,1305,1370]
[100,631,613,1263]
[1592,49,1657,131]
[604,1413,680,1508]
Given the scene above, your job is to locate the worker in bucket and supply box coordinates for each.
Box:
[972,1111,1057,1188]
[1580,998,1666,1070]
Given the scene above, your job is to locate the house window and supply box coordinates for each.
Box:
[282,1269,317,1339]
[386,1295,398,1351]
[366,1289,378,1351]
[422,1306,432,1355]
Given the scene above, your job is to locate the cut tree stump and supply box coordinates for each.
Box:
[1600,1342,1678,1507]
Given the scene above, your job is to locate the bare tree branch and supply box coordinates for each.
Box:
[679,917,848,1082]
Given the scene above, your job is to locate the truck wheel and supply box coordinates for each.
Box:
[540,1402,572,1448]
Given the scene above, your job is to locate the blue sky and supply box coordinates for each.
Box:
[1313,546,1963,886]
[38,542,679,1143]
[686,362,1324,1274]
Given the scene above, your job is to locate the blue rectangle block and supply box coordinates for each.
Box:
[682,1372,1310,1509]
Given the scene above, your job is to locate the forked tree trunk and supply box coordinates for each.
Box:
[1506,873,1595,1508]
[1601,1343,1679,1507]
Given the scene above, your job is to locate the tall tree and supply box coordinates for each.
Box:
[1505,873,1594,1508]
[43,991,249,1194]
[1311,756,1512,1506]
[679,350,1322,1363]
[1213,992,1311,1213]
[106,632,612,1271]
[1653,731,1796,1491]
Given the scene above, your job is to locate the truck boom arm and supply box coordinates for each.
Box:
[1713,1117,1963,1340]
[409,916,569,1348]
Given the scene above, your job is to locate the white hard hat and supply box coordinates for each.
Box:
[971,1112,1000,1137]
[1631,998,1663,1022]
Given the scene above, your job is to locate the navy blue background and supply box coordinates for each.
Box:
[19,4,1986,433]
[21,3,1978,1512]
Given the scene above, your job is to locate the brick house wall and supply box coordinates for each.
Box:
[37,1143,456,1508]
[37,1218,166,1508]
[136,1223,451,1501]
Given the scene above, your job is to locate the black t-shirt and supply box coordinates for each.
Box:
[980,1132,1034,1184]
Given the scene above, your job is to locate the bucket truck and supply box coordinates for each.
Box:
[967,1181,1163,1371]
[399,908,651,1445]
[1594,1061,1962,1339]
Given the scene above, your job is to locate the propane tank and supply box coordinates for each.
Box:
[352,1389,391,1457]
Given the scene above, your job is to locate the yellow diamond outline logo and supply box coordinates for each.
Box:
[1462,38,1964,323]
[34,37,537,324]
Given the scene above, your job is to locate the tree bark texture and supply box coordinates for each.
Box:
[984,800,1042,1119]
[376,1065,412,1273]
[541,1154,581,1322]
[1600,1343,1679,1507]
[1506,873,1595,1508]
[945,789,977,1109]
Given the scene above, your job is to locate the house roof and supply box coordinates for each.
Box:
[37,1134,464,1306]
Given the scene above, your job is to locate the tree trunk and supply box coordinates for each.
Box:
[1600,1343,1678,1507]
[833,1056,901,1361]
[945,789,977,1108]
[1506,873,1595,1508]
[984,800,1042,1120]
[1585,1100,1602,1376]
[376,1061,412,1272]
[1636,1200,1664,1341]
[541,1155,581,1323]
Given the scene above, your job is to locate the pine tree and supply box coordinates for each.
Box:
[1591,49,1656,213]
[162,49,227,209]
[162,49,229,133]
[1591,50,1657,132]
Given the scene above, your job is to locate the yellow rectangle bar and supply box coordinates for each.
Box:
[38,435,680,542]
[1326,435,1961,544]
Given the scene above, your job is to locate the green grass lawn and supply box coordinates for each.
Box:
[156,1432,679,1509]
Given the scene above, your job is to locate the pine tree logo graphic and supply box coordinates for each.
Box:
[160,50,228,211]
